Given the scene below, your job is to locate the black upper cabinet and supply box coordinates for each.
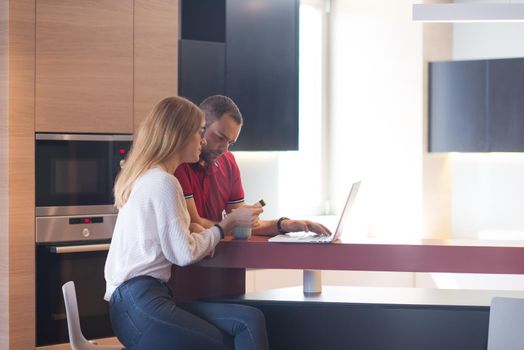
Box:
[181,0,225,43]
[429,57,524,152]
[429,60,488,152]
[488,58,524,152]
[226,0,299,151]
[179,40,226,106]
[179,0,299,151]
[179,0,226,103]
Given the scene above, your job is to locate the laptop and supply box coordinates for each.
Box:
[268,181,361,243]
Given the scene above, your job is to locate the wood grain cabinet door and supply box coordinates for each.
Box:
[36,0,133,133]
[134,0,179,131]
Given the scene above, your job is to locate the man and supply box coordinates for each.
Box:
[175,95,329,236]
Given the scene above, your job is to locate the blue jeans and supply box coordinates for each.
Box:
[109,276,269,350]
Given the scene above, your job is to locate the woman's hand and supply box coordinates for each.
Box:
[281,220,331,236]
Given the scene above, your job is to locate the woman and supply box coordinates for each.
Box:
[104,96,269,350]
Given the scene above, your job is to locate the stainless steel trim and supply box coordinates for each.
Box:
[36,214,117,243]
[36,205,117,217]
[50,243,110,254]
[35,133,133,141]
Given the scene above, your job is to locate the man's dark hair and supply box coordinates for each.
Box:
[199,95,243,126]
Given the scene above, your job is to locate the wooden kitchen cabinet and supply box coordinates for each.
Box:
[36,0,133,133]
[134,0,179,131]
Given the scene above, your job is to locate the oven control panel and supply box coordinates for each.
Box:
[69,216,104,225]
[36,214,117,243]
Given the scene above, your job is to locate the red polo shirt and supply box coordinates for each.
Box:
[174,152,244,222]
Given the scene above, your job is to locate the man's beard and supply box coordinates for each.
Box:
[201,150,221,164]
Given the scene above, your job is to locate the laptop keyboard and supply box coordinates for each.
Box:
[300,235,330,242]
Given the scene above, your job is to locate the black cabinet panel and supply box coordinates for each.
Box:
[181,0,225,42]
[179,0,299,151]
[225,0,299,151]
[488,58,524,152]
[178,40,225,105]
[429,60,488,152]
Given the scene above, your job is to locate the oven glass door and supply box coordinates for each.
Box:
[36,244,113,346]
[36,135,131,208]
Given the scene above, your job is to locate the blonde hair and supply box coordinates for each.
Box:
[114,96,203,208]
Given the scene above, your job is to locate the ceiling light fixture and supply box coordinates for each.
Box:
[413,3,524,23]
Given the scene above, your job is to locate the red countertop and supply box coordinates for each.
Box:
[197,236,524,274]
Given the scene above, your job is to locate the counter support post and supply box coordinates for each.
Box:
[303,270,322,295]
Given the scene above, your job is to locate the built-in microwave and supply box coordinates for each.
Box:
[36,134,132,215]
[35,133,132,243]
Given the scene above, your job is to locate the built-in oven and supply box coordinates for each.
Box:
[35,134,132,347]
[36,241,113,346]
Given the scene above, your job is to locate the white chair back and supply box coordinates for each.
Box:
[62,281,124,350]
[487,297,524,350]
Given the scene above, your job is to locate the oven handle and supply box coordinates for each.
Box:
[49,243,110,254]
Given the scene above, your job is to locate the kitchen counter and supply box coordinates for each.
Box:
[170,236,524,303]
[197,236,524,274]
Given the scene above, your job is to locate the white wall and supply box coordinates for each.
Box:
[246,269,414,293]
[450,154,524,240]
[451,0,524,240]
[234,152,281,219]
[453,0,524,61]
[417,273,524,290]
[329,0,424,239]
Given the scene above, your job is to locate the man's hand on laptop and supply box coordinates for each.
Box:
[281,220,332,236]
